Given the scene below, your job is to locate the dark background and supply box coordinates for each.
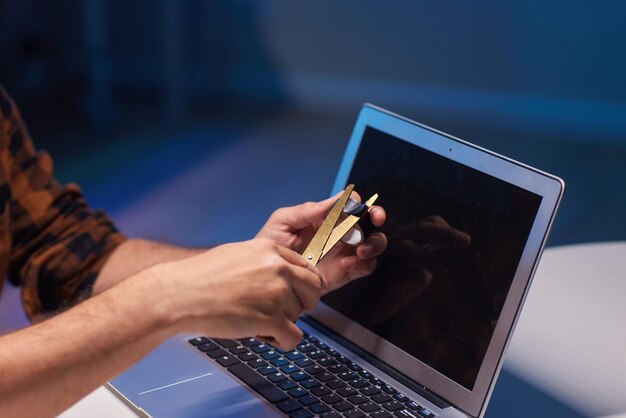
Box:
[1,2,625,417]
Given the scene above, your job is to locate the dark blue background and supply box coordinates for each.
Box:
[2,2,625,417]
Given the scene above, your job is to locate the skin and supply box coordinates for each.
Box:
[0,195,386,418]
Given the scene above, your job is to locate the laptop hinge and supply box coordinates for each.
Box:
[302,316,451,410]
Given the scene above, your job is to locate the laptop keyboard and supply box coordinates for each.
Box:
[189,333,435,418]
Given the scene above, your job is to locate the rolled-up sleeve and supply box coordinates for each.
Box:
[1,86,126,321]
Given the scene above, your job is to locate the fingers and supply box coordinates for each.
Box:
[262,318,303,351]
[273,245,324,313]
[368,205,386,227]
[275,245,327,289]
[340,255,377,279]
[356,232,387,260]
[271,189,366,231]
[273,193,340,230]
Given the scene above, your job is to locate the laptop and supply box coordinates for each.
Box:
[109,104,564,418]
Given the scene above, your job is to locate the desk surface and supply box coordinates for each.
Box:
[505,241,626,418]
[58,242,626,418]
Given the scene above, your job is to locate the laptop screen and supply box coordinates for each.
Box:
[322,126,542,390]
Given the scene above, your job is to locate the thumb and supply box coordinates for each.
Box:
[281,193,340,229]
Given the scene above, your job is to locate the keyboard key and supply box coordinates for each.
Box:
[305,335,318,343]
[291,371,310,382]
[382,385,398,395]
[286,351,304,361]
[281,364,299,374]
[214,338,238,348]
[258,366,277,376]
[252,344,271,354]
[262,350,280,360]
[327,364,347,374]
[229,345,249,355]
[370,378,384,386]
[326,379,347,390]
[288,387,307,398]
[277,398,302,413]
[361,385,381,396]
[395,409,420,418]
[241,337,261,347]
[271,357,290,367]
[405,402,420,410]
[188,336,209,346]
[318,357,338,367]
[216,355,240,367]
[371,410,393,418]
[279,380,298,391]
[304,365,324,375]
[382,401,404,411]
[295,358,314,368]
[337,356,351,364]
[309,402,330,414]
[308,350,325,359]
[310,386,331,397]
[394,393,409,402]
[326,348,340,357]
[344,409,366,418]
[321,393,342,404]
[289,409,313,418]
[333,400,353,412]
[297,343,316,353]
[347,394,368,405]
[358,370,373,379]
[300,379,320,389]
[348,362,362,371]
[249,359,267,369]
[316,372,335,382]
[359,401,381,412]
[298,394,317,406]
[349,378,369,388]
[268,372,288,383]
[320,411,341,418]
[197,341,219,352]
[372,393,392,404]
[228,363,288,403]
[206,348,227,358]
[314,342,329,350]
[238,352,257,362]
[339,372,358,381]
[336,386,357,397]
[419,408,434,417]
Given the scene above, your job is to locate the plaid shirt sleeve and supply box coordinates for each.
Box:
[1,85,127,321]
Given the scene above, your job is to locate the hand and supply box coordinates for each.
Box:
[256,192,387,295]
[152,238,325,350]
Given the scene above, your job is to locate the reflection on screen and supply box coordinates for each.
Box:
[322,127,542,390]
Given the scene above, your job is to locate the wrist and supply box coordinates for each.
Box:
[120,264,188,337]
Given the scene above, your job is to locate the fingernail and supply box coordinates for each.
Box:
[362,244,375,257]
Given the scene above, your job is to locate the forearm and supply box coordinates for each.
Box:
[94,238,206,294]
[0,267,179,418]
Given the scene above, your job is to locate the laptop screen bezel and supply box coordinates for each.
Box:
[307,104,564,417]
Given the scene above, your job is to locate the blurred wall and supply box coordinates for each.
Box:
[1,1,625,143]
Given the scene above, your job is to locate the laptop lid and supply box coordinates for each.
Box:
[307,104,564,417]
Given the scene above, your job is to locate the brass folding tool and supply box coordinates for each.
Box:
[302,184,378,266]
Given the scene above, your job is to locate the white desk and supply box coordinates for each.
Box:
[505,242,626,418]
[59,242,626,418]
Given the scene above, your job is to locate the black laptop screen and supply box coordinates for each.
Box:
[322,127,542,390]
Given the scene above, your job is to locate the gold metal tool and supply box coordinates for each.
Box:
[302,184,379,266]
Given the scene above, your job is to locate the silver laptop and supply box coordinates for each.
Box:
[109,104,564,418]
